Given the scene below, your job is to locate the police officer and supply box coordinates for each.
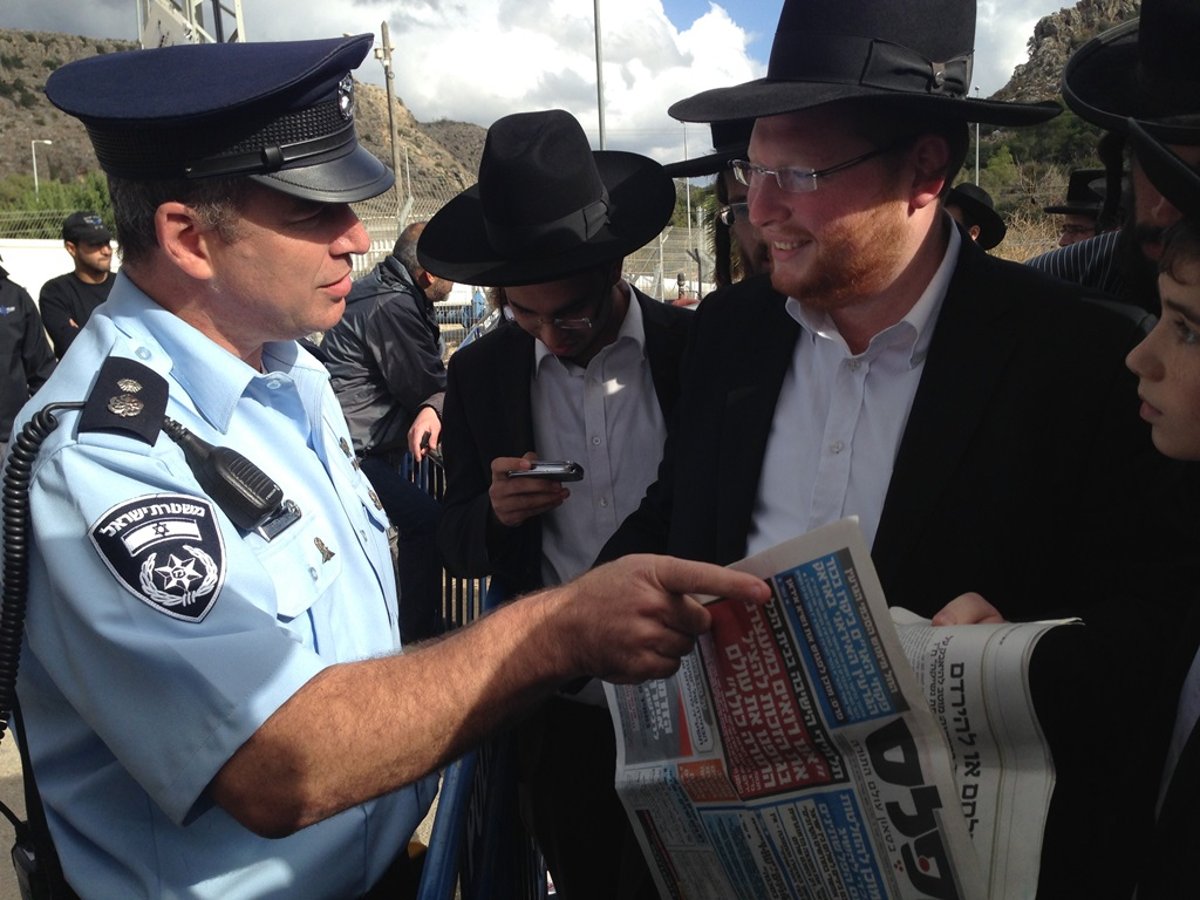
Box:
[13,35,769,898]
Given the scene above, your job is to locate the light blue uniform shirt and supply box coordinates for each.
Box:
[11,274,436,898]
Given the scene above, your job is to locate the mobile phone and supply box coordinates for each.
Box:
[506,460,585,482]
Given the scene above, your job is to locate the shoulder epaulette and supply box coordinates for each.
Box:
[78,356,168,445]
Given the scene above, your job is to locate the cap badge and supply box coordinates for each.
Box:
[338,74,355,120]
[117,378,143,393]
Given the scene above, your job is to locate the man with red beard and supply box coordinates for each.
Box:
[601,5,1199,892]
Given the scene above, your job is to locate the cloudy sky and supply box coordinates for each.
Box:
[8,0,1072,164]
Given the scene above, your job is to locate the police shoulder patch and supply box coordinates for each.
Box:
[89,493,226,622]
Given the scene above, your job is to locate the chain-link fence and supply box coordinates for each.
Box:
[0,208,76,240]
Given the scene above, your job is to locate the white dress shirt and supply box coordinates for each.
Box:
[746,225,960,554]
[531,287,667,586]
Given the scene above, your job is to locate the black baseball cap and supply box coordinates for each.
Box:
[62,211,112,245]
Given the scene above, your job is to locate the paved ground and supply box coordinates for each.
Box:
[0,736,25,900]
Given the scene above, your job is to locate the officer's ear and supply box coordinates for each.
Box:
[155,201,218,281]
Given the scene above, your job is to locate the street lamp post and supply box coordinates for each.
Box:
[31,139,52,197]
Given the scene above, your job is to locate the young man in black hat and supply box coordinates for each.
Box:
[37,210,115,358]
[600,0,1198,895]
[662,120,771,288]
[1040,168,1109,247]
[944,182,1006,251]
[12,37,770,899]
[420,108,691,900]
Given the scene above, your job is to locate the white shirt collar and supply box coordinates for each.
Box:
[785,223,961,367]
[533,281,644,374]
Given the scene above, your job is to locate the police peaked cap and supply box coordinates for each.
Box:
[44,34,393,203]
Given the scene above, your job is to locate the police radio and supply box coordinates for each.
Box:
[0,358,294,899]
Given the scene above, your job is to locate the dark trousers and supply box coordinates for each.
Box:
[360,454,444,644]
[518,698,661,900]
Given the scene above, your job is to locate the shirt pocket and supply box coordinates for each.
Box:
[250,508,345,621]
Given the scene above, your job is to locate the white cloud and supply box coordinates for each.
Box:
[7,0,1073,166]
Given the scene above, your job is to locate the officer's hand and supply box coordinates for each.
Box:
[547,554,771,683]
[489,452,568,528]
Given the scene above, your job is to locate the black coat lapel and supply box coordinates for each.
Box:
[714,281,800,562]
[872,240,1021,582]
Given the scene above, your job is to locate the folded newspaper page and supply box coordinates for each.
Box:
[890,608,1072,898]
[605,518,1066,899]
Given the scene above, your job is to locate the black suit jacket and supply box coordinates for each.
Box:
[600,237,1200,898]
[438,287,691,593]
[603,237,1186,620]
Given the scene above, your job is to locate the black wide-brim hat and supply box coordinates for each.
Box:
[662,121,753,179]
[1128,118,1200,220]
[45,34,392,203]
[1043,168,1106,216]
[419,110,676,287]
[668,0,1060,126]
[946,183,1006,250]
[1063,1,1200,144]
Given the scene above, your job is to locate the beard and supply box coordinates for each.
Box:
[769,200,911,312]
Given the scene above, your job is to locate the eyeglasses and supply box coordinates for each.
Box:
[717,202,748,226]
[502,304,595,332]
[730,139,908,194]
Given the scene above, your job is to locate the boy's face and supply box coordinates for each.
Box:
[1127,257,1200,460]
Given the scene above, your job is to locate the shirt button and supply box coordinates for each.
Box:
[599,497,609,508]
[135,347,152,361]
[308,566,319,581]
[847,360,862,372]
[591,436,601,446]
[266,379,282,390]
[830,440,845,454]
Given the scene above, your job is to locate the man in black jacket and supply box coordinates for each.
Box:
[421,108,690,900]
[321,220,453,643]
[0,259,55,454]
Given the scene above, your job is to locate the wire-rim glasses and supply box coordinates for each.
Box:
[730,139,909,194]
[717,202,749,226]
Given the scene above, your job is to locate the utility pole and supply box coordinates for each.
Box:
[974,87,981,185]
[593,0,606,148]
[375,22,405,224]
[31,139,52,197]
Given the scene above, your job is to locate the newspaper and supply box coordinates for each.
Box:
[890,608,1069,898]
[605,518,1066,899]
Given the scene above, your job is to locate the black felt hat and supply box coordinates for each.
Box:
[1043,169,1106,217]
[418,110,676,287]
[662,120,753,179]
[44,35,392,203]
[1128,118,1200,219]
[1063,0,1200,144]
[668,0,1060,126]
[946,183,1006,250]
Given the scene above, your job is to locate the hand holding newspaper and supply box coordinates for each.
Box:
[605,519,1071,899]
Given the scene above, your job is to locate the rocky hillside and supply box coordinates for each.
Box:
[992,0,1139,103]
[0,27,484,189]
